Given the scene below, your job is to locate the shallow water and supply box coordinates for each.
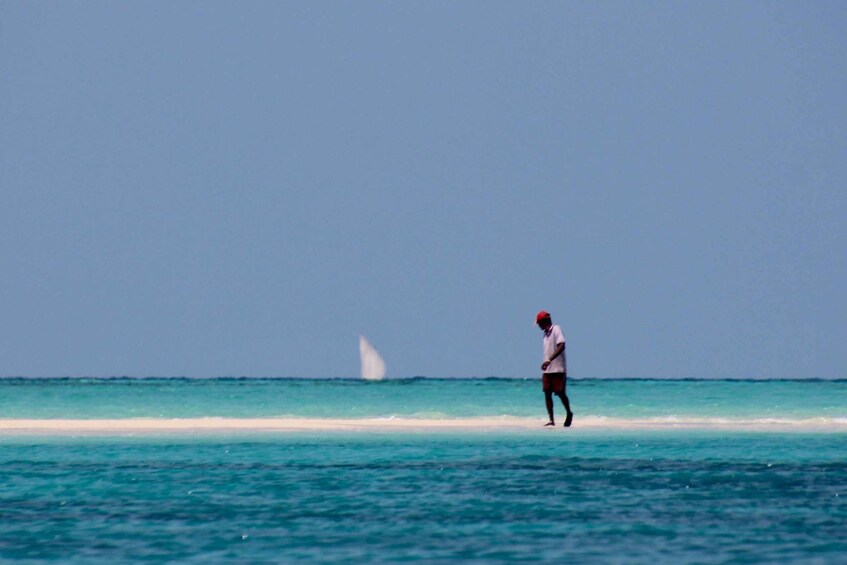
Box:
[0,377,844,423]
[1,432,845,563]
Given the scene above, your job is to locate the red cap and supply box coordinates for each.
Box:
[536,310,551,323]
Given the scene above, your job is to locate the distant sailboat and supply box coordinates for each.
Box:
[359,335,386,380]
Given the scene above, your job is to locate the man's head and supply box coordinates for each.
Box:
[536,310,552,330]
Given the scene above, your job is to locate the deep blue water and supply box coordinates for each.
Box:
[1,432,846,563]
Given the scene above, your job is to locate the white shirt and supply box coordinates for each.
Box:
[542,324,566,374]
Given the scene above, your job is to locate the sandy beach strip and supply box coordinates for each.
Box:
[0,416,845,434]
[0,417,536,434]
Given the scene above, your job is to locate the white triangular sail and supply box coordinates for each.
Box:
[359,335,386,381]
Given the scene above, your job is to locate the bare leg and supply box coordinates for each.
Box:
[544,391,555,425]
[556,391,573,426]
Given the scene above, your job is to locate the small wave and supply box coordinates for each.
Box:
[1,415,845,434]
[574,415,847,431]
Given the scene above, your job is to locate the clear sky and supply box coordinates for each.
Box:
[1,1,845,379]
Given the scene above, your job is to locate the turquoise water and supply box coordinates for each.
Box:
[0,377,845,421]
[1,378,845,562]
[2,433,846,563]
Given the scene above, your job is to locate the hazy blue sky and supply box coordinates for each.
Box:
[2,1,845,378]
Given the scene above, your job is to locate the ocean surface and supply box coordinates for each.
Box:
[1,377,845,563]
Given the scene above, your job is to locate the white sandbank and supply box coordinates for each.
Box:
[0,416,845,435]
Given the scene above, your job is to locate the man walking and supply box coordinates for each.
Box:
[536,310,574,427]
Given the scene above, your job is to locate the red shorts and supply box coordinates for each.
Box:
[542,372,566,393]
